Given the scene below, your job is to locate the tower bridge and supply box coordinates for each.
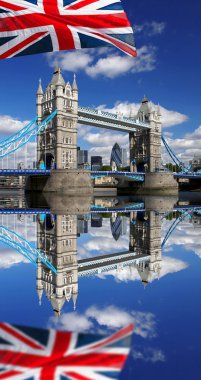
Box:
[0,66,199,193]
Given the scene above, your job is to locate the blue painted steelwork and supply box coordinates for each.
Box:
[91,202,145,213]
[0,111,57,159]
[162,135,191,172]
[0,208,51,215]
[0,225,57,273]
[91,171,145,181]
[161,211,192,248]
[0,118,37,148]
[0,169,51,176]
[174,173,201,179]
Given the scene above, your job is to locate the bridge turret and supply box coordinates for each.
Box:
[129,96,162,173]
[129,211,162,286]
[36,67,78,170]
[36,214,79,316]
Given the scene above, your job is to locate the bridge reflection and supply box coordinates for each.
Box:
[0,196,201,317]
[36,208,200,316]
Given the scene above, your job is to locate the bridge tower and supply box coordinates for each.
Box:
[36,67,78,170]
[129,211,162,285]
[129,97,162,172]
[36,214,78,316]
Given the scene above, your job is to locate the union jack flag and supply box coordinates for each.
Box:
[0,323,134,379]
[0,0,136,59]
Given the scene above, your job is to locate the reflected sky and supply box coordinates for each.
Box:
[0,198,201,379]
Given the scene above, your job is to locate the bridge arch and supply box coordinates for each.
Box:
[44,153,55,170]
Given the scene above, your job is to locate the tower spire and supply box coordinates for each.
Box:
[72,73,78,91]
[37,78,43,95]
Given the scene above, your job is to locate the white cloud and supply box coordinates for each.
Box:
[0,248,29,269]
[160,105,188,128]
[47,50,94,72]
[162,217,201,258]
[50,305,157,339]
[47,45,156,79]
[0,115,29,136]
[135,21,166,36]
[133,347,166,362]
[162,126,201,164]
[86,46,156,78]
[96,255,188,283]
[49,312,93,333]
[100,101,188,128]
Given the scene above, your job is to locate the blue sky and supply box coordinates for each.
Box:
[0,0,201,165]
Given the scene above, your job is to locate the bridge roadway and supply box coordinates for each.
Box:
[0,205,200,215]
[78,251,150,277]
[174,173,201,179]
[1,169,201,181]
[0,203,145,215]
[0,169,145,182]
[78,106,150,133]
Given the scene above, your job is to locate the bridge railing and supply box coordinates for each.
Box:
[78,106,150,128]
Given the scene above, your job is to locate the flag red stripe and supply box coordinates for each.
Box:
[67,0,99,10]
[0,1,25,11]
[0,349,126,368]
[0,323,44,350]
[66,372,94,380]
[0,370,22,379]
[40,331,72,380]
[94,32,137,57]
[0,13,130,33]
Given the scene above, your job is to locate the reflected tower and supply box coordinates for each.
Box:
[36,214,78,316]
[130,211,162,285]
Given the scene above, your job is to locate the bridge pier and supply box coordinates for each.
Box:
[25,169,93,196]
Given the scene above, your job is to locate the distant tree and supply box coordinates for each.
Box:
[101,165,112,171]
[165,163,181,173]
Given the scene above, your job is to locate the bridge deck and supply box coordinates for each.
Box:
[78,106,150,133]
[78,251,150,276]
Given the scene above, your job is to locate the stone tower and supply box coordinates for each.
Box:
[129,97,162,173]
[36,214,78,316]
[36,67,78,170]
[129,211,162,286]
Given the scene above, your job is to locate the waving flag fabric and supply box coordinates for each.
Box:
[0,0,136,59]
[0,323,134,379]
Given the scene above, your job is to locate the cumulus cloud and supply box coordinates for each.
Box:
[0,115,29,136]
[135,21,166,36]
[49,312,93,333]
[99,101,188,128]
[47,45,156,79]
[86,46,156,78]
[162,217,201,258]
[96,255,188,283]
[50,305,157,339]
[0,248,29,269]
[162,126,201,164]
[47,50,94,73]
[133,347,166,362]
